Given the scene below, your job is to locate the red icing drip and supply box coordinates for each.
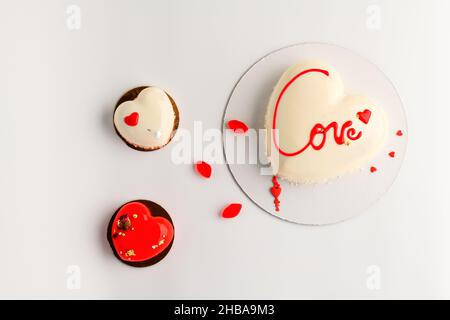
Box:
[110,202,174,263]
[272,68,366,157]
[396,130,403,137]
[227,120,249,134]
[389,151,395,158]
[124,112,139,126]
[271,176,282,212]
[370,166,377,173]
[357,109,372,124]
[221,203,242,219]
[195,161,212,179]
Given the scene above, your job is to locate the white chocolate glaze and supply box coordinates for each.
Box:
[265,60,388,184]
[114,87,176,150]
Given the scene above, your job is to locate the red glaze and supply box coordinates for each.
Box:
[396,130,403,137]
[370,166,377,173]
[389,151,396,158]
[221,203,242,219]
[124,112,139,126]
[195,161,212,179]
[271,68,367,157]
[271,176,282,212]
[110,202,174,263]
[357,109,372,124]
[227,120,249,134]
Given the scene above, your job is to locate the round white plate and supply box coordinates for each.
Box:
[223,43,407,225]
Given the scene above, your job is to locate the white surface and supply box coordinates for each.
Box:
[224,44,407,225]
[0,0,449,299]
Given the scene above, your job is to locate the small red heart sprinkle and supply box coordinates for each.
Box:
[194,161,212,179]
[396,130,403,136]
[221,203,242,219]
[357,109,372,124]
[124,112,139,126]
[389,151,395,158]
[227,120,249,134]
[271,186,281,198]
[370,166,377,173]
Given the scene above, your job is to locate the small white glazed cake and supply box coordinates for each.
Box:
[114,86,179,151]
[265,60,388,184]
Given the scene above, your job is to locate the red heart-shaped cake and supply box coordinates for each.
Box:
[107,200,174,267]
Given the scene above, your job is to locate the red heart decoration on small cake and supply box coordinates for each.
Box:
[109,201,174,265]
[124,112,139,126]
[357,109,372,124]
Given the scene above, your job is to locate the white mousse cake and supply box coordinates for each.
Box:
[265,60,388,184]
[114,86,179,151]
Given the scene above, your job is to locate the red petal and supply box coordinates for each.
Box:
[227,120,249,134]
[389,151,395,158]
[396,130,403,136]
[221,203,242,219]
[370,166,377,173]
[194,161,212,178]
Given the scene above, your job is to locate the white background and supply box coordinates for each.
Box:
[0,0,449,299]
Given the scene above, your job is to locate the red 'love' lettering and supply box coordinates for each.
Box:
[272,68,364,157]
[308,121,362,151]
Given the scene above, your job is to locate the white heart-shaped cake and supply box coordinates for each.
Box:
[265,60,388,184]
[114,87,178,151]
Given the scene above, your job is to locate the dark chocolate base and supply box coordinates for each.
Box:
[107,200,175,268]
[113,86,180,152]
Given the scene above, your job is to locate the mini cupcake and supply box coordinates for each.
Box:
[113,86,180,151]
